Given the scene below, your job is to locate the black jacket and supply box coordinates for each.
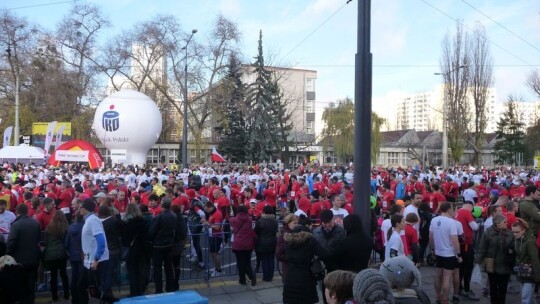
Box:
[122,216,149,259]
[149,209,177,247]
[334,215,374,272]
[102,216,122,257]
[282,229,319,304]
[254,215,278,254]
[7,215,41,267]
[313,224,346,272]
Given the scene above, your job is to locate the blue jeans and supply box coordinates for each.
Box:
[522,282,537,304]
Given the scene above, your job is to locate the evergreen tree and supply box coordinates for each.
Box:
[494,98,526,165]
[270,77,294,165]
[214,55,249,163]
[244,30,280,162]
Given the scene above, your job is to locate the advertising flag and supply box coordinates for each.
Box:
[44,121,57,154]
[54,125,66,149]
[3,126,13,147]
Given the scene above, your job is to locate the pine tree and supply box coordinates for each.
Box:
[244,30,280,162]
[214,55,249,163]
[494,98,526,165]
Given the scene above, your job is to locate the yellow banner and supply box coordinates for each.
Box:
[32,122,71,136]
[535,155,540,170]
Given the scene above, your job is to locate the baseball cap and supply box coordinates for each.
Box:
[249,198,257,205]
[108,190,118,195]
[94,192,107,199]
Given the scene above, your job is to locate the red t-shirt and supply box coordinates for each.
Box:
[404,224,418,255]
[113,199,127,213]
[455,208,474,245]
[172,195,190,213]
[215,196,230,219]
[506,212,517,229]
[208,209,224,237]
[58,190,73,209]
[298,197,311,215]
[310,201,327,220]
[429,192,446,213]
[149,205,162,216]
[37,209,56,231]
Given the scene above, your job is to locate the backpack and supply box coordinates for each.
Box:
[187,196,207,233]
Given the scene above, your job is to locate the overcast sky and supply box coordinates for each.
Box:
[6,0,540,108]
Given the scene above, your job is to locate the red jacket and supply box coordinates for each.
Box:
[229,212,255,251]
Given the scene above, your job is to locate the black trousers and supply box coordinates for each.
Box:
[126,252,147,296]
[234,250,255,283]
[191,234,203,263]
[260,252,275,281]
[46,258,70,300]
[152,246,174,293]
[487,273,510,304]
[70,260,83,304]
[22,265,38,304]
[78,261,107,304]
[459,245,475,292]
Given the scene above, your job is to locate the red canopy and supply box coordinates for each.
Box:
[47,139,104,169]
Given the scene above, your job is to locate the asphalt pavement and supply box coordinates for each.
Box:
[35,265,524,304]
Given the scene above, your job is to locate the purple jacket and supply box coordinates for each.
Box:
[230,212,255,251]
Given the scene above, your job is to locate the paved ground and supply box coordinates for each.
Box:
[36,266,524,303]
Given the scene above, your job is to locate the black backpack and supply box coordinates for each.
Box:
[187,196,208,233]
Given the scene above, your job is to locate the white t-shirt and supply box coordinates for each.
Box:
[429,215,458,257]
[82,214,109,269]
[403,205,419,232]
[385,230,405,260]
[484,217,493,230]
[0,210,16,239]
[381,219,391,245]
[462,188,477,203]
[331,208,349,219]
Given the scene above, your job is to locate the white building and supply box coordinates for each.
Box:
[377,85,499,133]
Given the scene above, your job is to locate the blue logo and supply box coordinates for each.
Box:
[102,111,120,132]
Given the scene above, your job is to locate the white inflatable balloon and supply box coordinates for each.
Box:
[93,89,162,165]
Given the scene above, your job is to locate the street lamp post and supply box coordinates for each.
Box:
[182,29,197,169]
[434,64,466,168]
[6,45,20,146]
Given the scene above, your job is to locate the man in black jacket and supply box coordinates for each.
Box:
[149,197,178,293]
[7,204,41,303]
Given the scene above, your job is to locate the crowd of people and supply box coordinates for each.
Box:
[0,162,540,303]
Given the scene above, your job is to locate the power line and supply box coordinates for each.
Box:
[282,1,351,60]
[419,0,535,67]
[297,64,540,68]
[461,0,540,54]
[0,0,75,11]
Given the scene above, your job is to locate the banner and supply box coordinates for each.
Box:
[43,121,57,154]
[55,150,89,162]
[54,125,66,149]
[3,126,12,148]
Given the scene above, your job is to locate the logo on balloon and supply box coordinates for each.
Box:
[102,111,120,132]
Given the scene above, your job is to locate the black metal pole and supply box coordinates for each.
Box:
[353,0,372,235]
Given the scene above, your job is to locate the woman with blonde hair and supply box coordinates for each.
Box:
[276,213,298,282]
[44,211,70,301]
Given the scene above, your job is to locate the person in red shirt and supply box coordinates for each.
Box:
[22,192,35,217]
[140,186,153,205]
[248,198,262,219]
[454,201,479,299]
[172,186,190,214]
[328,176,343,197]
[505,200,518,229]
[207,178,220,204]
[309,190,326,221]
[296,192,311,218]
[148,194,162,216]
[0,182,16,212]
[443,177,459,202]
[404,213,420,265]
[37,197,56,231]
[430,184,446,213]
[202,201,224,276]
[113,190,129,214]
[214,188,231,219]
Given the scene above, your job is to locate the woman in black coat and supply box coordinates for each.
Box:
[283,225,319,304]
[254,205,278,282]
[333,214,373,272]
[122,203,149,297]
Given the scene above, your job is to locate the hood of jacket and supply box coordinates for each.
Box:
[284,230,313,245]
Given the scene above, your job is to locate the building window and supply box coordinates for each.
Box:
[388,152,399,164]
[306,78,315,91]
[306,121,313,134]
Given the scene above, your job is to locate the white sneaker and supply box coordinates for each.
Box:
[210,270,223,277]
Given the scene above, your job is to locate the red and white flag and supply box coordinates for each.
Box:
[211,147,226,163]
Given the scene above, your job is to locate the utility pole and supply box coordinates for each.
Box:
[6,44,20,146]
[353,0,372,234]
[181,29,197,169]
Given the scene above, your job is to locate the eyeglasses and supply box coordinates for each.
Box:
[512,231,522,234]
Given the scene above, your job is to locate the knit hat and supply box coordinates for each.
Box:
[353,269,394,304]
[379,256,421,289]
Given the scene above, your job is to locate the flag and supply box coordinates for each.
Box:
[211,147,226,163]
[54,125,65,149]
[3,126,13,147]
[44,121,57,154]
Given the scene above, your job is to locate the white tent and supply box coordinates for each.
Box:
[0,145,46,164]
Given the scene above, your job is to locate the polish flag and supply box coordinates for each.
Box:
[211,147,226,163]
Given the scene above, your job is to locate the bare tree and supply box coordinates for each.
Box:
[527,69,540,99]
[440,22,471,165]
[466,23,493,166]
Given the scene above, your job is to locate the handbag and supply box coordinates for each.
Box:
[483,257,495,273]
[121,234,138,262]
[311,256,326,281]
[516,263,534,280]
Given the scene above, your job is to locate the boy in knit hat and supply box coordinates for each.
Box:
[353,268,394,304]
[379,256,430,304]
